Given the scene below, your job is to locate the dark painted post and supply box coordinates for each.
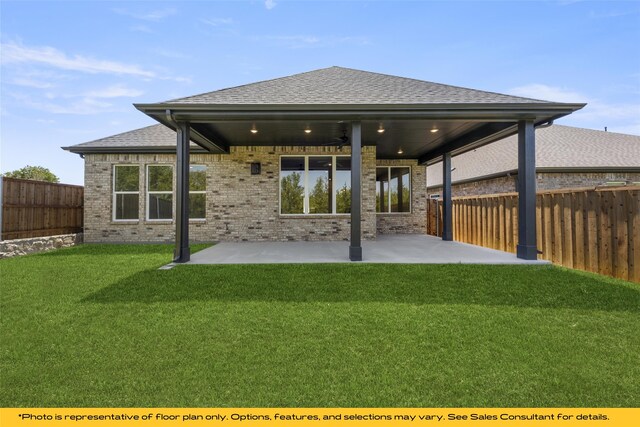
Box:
[174,121,190,263]
[442,152,453,241]
[349,121,362,261]
[517,119,537,260]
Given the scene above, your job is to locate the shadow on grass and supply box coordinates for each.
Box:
[82,263,640,312]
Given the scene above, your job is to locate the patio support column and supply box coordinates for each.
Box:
[442,152,453,241]
[174,121,190,263]
[517,119,537,260]
[349,121,362,261]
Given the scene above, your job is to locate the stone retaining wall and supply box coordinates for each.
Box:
[0,233,83,259]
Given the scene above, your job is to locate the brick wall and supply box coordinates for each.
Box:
[427,171,640,197]
[84,146,385,243]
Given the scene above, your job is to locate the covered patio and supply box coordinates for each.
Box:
[133,67,584,263]
[185,234,549,265]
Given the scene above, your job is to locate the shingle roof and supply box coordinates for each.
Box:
[427,125,640,187]
[62,124,198,152]
[164,66,551,105]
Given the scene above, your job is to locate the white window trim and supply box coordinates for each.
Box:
[376,166,412,214]
[146,164,174,222]
[189,164,207,221]
[279,154,351,216]
[112,164,140,222]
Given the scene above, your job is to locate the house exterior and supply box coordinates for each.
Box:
[73,133,426,244]
[426,125,640,197]
[64,66,584,262]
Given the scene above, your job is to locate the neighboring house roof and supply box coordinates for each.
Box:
[63,124,199,153]
[427,125,640,188]
[163,66,550,105]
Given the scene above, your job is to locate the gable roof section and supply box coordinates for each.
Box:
[427,125,640,188]
[163,66,550,105]
[62,124,199,154]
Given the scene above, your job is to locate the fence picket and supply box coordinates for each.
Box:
[1,177,83,240]
[426,186,639,282]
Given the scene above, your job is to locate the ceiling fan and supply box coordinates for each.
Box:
[322,129,350,149]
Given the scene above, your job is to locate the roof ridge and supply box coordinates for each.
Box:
[550,124,640,137]
[161,65,556,105]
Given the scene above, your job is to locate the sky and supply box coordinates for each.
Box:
[1,0,639,185]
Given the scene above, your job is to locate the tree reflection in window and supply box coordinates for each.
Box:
[376,166,410,213]
[280,157,305,214]
[280,156,350,215]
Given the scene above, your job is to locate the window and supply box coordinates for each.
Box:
[280,156,351,215]
[147,165,173,220]
[189,165,206,220]
[376,166,411,213]
[113,165,139,221]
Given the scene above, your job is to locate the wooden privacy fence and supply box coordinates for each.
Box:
[427,186,639,283]
[1,177,83,240]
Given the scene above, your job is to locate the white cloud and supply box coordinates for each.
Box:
[509,83,588,103]
[9,92,121,115]
[163,76,192,84]
[84,85,144,98]
[510,83,640,135]
[113,8,177,22]
[265,0,277,10]
[10,77,54,89]
[1,41,156,77]
[269,35,321,45]
[131,25,154,34]
[200,17,234,26]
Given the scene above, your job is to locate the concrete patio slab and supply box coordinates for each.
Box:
[187,234,549,265]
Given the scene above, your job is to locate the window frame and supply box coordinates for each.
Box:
[112,164,140,222]
[146,164,174,222]
[189,164,207,221]
[376,166,412,214]
[279,154,351,216]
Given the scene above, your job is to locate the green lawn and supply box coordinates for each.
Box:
[1,244,639,407]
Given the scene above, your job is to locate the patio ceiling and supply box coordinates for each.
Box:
[135,104,583,164]
[134,67,585,164]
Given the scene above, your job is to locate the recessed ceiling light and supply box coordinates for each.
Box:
[397,148,404,154]
[377,124,385,133]
[304,128,312,134]
[250,128,258,134]
[430,128,439,133]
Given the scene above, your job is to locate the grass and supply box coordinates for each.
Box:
[1,244,639,407]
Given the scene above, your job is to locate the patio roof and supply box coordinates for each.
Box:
[133,66,585,163]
